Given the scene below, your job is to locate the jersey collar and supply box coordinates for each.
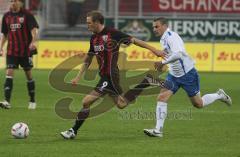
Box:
[161,28,171,41]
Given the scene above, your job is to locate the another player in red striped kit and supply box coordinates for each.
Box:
[0,0,39,109]
[60,11,166,139]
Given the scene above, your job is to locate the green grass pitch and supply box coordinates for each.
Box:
[0,70,239,157]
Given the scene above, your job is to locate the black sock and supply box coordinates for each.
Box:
[124,78,150,103]
[72,108,90,134]
[27,80,35,102]
[4,77,13,102]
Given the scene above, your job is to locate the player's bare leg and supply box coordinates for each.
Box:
[123,74,164,105]
[144,88,173,137]
[24,69,36,109]
[190,89,232,108]
[0,69,14,109]
[112,73,167,110]
[61,90,103,139]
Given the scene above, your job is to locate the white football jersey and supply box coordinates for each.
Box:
[160,28,195,77]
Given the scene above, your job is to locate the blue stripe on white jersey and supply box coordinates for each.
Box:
[179,59,186,74]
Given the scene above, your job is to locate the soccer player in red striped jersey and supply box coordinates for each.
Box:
[0,0,39,109]
[61,11,166,139]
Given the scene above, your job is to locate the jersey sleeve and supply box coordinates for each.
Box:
[26,13,39,30]
[113,30,132,45]
[1,15,8,35]
[167,34,184,54]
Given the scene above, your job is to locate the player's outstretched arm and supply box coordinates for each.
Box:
[0,34,7,56]
[71,55,93,85]
[131,37,165,58]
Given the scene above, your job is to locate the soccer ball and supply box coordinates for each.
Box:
[11,122,30,139]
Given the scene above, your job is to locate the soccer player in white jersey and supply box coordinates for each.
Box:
[143,17,232,137]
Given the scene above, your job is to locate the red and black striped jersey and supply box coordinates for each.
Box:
[1,9,39,57]
[88,27,132,77]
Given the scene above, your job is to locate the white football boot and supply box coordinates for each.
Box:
[217,89,232,106]
[28,102,37,109]
[60,128,76,139]
[0,100,11,109]
[143,128,163,137]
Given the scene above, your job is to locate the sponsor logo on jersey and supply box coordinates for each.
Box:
[10,23,22,31]
[94,45,104,52]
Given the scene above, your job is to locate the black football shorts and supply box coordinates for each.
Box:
[6,55,33,70]
[95,75,123,97]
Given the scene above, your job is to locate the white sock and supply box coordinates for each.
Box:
[202,93,221,107]
[155,101,167,132]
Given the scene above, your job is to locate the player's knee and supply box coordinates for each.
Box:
[192,101,203,109]
[116,104,125,109]
[157,93,168,102]
[116,101,127,109]
[6,69,14,76]
[115,96,128,109]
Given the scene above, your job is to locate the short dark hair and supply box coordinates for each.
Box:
[87,11,104,24]
[153,17,168,25]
